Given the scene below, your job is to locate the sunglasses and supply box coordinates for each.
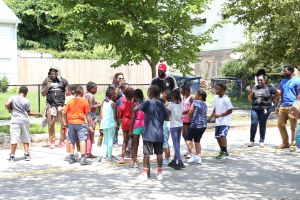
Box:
[118,78,124,80]
[257,79,264,81]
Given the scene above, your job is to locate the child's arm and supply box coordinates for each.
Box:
[85,113,94,133]
[210,108,216,119]
[28,112,43,117]
[129,105,137,135]
[5,98,12,112]
[62,111,68,127]
[187,104,195,119]
[248,89,254,101]
[112,102,118,122]
[214,109,233,118]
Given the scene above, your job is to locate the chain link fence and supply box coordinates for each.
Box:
[0,84,149,119]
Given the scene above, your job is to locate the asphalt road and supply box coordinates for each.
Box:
[0,126,300,200]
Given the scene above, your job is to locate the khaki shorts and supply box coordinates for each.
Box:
[10,123,30,144]
[47,106,63,124]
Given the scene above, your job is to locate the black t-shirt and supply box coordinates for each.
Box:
[150,75,177,93]
[252,84,276,110]
[42,77,68,107]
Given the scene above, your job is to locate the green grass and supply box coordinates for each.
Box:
[0,123,61,134]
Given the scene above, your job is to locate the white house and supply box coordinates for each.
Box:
[0,0,20,84]
[193,0,246,77]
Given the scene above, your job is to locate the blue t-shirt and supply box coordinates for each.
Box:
[138,99,168,142]
[280,77,300,107]
[190,100,207,128]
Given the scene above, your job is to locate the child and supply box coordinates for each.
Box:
[99,87,117,161]
[186,89,207,164]
[129,89,145,168]
[162,89,172,165]
[134,85,168,181]
[167,88,184,170]
[84,82,101,158]
[63,85,94,165]
[210,83,233,159]
[181,84,194,158]
[118,87,135,164]
[5,86,41,162]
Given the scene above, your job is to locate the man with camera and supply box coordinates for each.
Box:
[41,67,68,149]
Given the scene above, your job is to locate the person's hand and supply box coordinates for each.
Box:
[88,126,94,133]
[129,130,133,137]
[214,113,222,118]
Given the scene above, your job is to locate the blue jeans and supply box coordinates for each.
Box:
[170,127,182,162]
[250,109,271,143]
[113,127,119,144]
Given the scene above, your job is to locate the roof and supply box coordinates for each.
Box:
[0,0,20,24]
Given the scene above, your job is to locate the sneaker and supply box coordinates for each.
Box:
[137,173,148,181]
[79,157,88,165]
[174,163,180,170]
[24,153,31,161]
[68,155,76,164]
[289,146,297,152]
[8,155,15,162]
[163,158,170,165]
[49,142,55,149]
[58,141,65,148]
[276,143,290,149]
[259,142,264,148]
[64,155,70,161]
[131,162,139,168]
[113,143,119,148]
[178,160,185,168]
[86,154,98,159]
[168,160,176,168]
[156,172,163,181]
[216,151,227,160]
[118,158,125,164]
[197,156,202,164]
[187,155,198,163]
[248,142,255,147]
[184,153,192,159]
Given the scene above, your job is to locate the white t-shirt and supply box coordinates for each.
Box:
[167,102,183,128]
[213,95,233,126]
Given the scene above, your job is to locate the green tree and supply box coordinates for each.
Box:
[56,0,216,77]
[4,0,66,50]
[224,0,300,67]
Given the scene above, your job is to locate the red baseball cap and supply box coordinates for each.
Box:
[158,63,167,71]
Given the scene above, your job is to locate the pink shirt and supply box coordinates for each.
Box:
[84,92,97,113]
[133,102,144,129]
[182,96,192,123]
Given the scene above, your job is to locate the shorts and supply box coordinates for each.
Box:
[186,127,206,143]
[163,121,170,148]
[215,125,229,138]
[183,122,191,126]
[47,106,63,124]
[90,112,97,129]
[143,141,163,155]
[68,124,88,144]
[133,127,144,135]
[10,123,30,144]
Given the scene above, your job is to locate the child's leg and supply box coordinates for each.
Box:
[194,127,205,156]
[176,127,182,161]
[86,133,92,156]
[220,136,227,152]
[143,154,150,177]
[182,124,191,153]
[121,131,130,160]
[170,127,181,161]
[107,127,115,159]
[194,142,201,155]
[23,143,29,154]
[163,124,170,160]
[102,129,109,158]
[10,144,17,156]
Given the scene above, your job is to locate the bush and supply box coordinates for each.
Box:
[0,77,9,92]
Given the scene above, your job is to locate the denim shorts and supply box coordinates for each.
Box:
[68,124,88,144]
[215,125,229,138]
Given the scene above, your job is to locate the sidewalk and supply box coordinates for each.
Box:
[0,126,299,199]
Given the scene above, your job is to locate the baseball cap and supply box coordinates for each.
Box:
[158,63,167,71]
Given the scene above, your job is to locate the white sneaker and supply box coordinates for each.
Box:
[156,172,163,181]
[248,142,254,147]
[197,156,202,164]
[259,142,264,148]
[187,155,198,163]
[163,158,170,165]
[137,173,148,181]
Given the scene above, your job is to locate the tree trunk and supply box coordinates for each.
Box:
[150,63,156,78]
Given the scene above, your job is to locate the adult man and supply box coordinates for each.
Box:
[277,65,300,152]
[150,63,177,94]
[41,67,68,149]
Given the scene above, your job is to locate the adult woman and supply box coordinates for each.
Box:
[248,75,276,147]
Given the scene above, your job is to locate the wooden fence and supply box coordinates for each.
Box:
[17,58,153,85]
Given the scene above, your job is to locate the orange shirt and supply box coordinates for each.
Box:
[64,97,91,124]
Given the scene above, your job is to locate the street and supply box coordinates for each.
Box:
[0,126,300,200]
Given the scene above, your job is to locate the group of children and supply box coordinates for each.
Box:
[6,80,234,181]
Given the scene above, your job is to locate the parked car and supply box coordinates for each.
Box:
[172,75,201,93]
